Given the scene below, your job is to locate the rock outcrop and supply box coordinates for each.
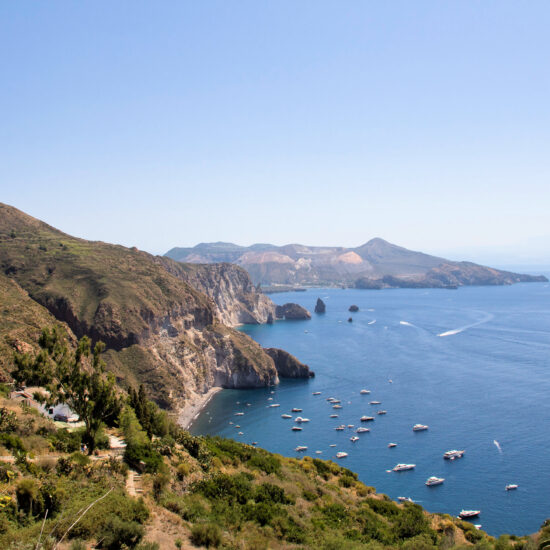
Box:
[349,305,359,312]
[275,303,311,320]
[264,348,314,378]
[314,298,326,313]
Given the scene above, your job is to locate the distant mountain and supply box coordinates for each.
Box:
[165,239,547,289]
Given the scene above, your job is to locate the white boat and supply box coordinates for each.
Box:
[315,450,322,454]
[459,510,481,519]
[291,426,302,431]
[267,397,273,401]
[360,389,371,394]
[330,414,339,418]
[347,424,354,428]
[377,410,387,415]
[269,404,280,408]
[443,450,465,459]
[235,425,240,428]
[505,484,518,491]
[326,397,336,402]
[235,412,244,416]
[398,496,414,503]
[336,452,348,459]
[356,427,370,433]
[238,432,243,435]
[426,476,445,486]
[335,425,346,431]
[332,404,342,409]
[281,414,292,419]
[331,399,341,404]
[292,408,303,412]
[313,392,321,395]
[413,424,429,431]
[350,436,359,443]
[393,464,416,472]
[294,417,310,423]
[388,443,397,448]
[369,400,381,405]
[295,446,308,452]
[360,416,375,422]
[329,444,337,447]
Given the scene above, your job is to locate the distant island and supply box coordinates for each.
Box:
[165,239,547,290]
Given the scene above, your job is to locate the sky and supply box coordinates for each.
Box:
[1,2,549,265]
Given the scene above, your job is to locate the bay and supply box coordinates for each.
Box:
[190,280,550,536]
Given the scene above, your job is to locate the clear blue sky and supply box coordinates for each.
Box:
[1,2,549,264]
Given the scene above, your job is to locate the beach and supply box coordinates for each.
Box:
[178,387,223,430]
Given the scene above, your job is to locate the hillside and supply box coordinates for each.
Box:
[0,203,306,411]
[1,384,543,550]
[165,239,548,289]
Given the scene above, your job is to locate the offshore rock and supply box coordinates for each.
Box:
[275,303,311,320]
[349,305,359,312]
[264,348,314,378]
[314,298,326,313]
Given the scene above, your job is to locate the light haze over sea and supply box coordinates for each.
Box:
[191,277,550,536]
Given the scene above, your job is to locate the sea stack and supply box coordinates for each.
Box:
[315,298,326,313]
[348,317,353,323]
[275,303,311,320]
[349,305,359,312]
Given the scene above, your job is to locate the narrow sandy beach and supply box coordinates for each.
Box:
[178,387,223,430]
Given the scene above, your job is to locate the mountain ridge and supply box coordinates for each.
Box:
[165,239,547,289]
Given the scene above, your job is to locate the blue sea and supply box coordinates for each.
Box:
[190,280,550,536]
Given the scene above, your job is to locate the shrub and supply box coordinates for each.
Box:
[69,541,86,550]
[0,407,17,433]
[254,483,290,505]
[176,462,190,480]
[0,433,26,453]
[190,523,222,548]
[339,474,355,488]
[48,428,82,453]
[247,453,281,475]
[98,516,145,549]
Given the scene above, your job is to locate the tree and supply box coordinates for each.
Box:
[12,327,122,453]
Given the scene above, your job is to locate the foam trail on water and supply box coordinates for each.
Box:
[400,321,416,327]
[438,312,494,337]
[368,320,376,325]
[493,440,503,453]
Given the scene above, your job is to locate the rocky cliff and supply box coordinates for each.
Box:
[264,347,314,378]
[275,303,312,320]
[0,203,285,411]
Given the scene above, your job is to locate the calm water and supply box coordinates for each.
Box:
[190,282,550,536]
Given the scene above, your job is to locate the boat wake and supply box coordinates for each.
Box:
[493,440,503,453]
[368,320,376,325]
[399,321,416,327]
[437,312,494,338]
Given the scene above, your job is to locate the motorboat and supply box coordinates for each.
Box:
[235,412,244,416]
[413,424,429,431]
[292,408,303,412]
[360,416,375,422]
[291,426,302,431]
[267,397,273,401]
[505,484,518,491]
[335,425,346,431]
[377,410,387,415]
[347,424,354,428]
[426,476,445,486]
[313,392,321,395]
[329,444,337,447]
[331,399,341,404]
[332,404,343,409]
[459,510,481,519]
[336,452,348,459]
[330,414,339,418]
[235,425,240,428]
[269,404,280,408]
[281,414,292,419]
[294,417,310,423]
[360,389,371,394]
[398,496,413,503]
[251,441,257,445]
[369,400,381,405]
[350,436,359,443]
[356,427,370,433]
[295,446,308,452]
[393,464,416,472]
[238,432,244,435]
[388,443,397,448]
[444,450,465,459]
[315,450,322,454]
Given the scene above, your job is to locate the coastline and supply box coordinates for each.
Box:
[178,387,223,431]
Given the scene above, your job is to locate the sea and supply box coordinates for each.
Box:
[190,278,550,536]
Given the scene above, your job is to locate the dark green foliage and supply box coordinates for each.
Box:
[194,473,253,505]
[129,384,170,439]
[320,503,350,528]
[190,523,222,548]
[366,497,400,518]
[0,407,17,432]
[313,457,334,479]
[254,483,291,505]
[395,503,433,540]
[98,515,145,549]
[48,428,82,453]
[247,452,281,474]
[0,433,26,453]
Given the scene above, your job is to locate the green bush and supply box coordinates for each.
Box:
[190,523,222,548]
[247,452,281,475]
[98,516,145,549]
[0,433,26,453]
[48,428,82,453]
[0,408,17,433]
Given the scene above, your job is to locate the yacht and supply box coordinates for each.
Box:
[377,410,387,415]
[315,450,322,454]
[313,392,322,395]
[388,443,397,448]
[350,436,359,443]
[393,464,416,472]
[413,424,429,431]
[505,484,518,491]
[332,404,343,409]
[269,404,280,408]
[291,426,302,431]
[425,476,445,486]
[398,496,414,503]
[360,389,371,394]
[267,397,273,401]
[443,450,465,459]
[369,400,381,405]
[330,414,339,418]
[356,427,370,433]
[335,425,346,431]
[459,510,481,519]
[294,417,310,423]
[336,452,348,459]
[238,432,243,435]
[281,414,292,419]
[331,399,341,404]
[292,407,303,412]
[360,416,375,422]
[235,412,244,416]
[329,444,337,447]
[295,446,308,452]
[235,425,240,428]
